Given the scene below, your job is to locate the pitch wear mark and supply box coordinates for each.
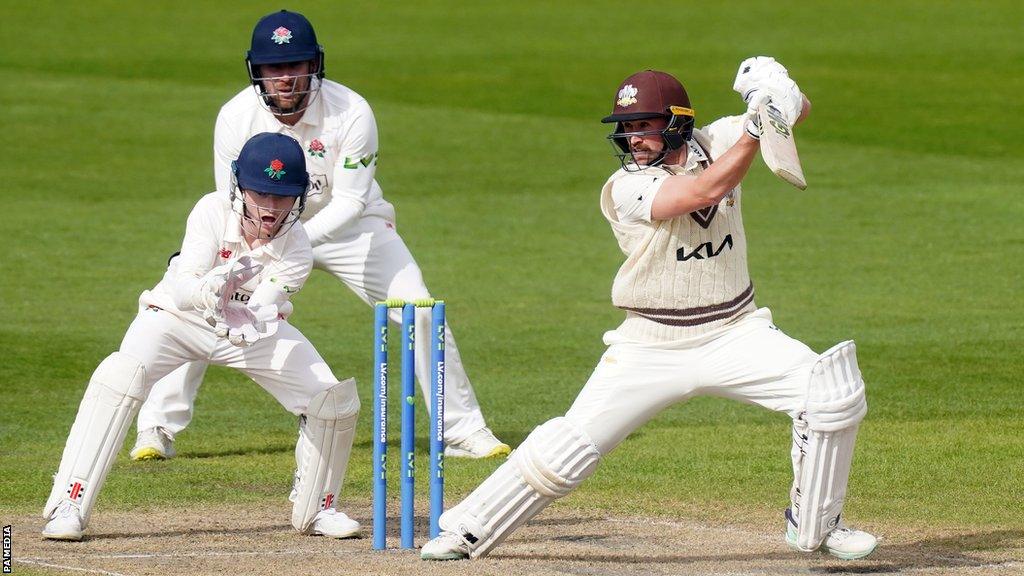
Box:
[677,234,733,261]
[688,205,719,228]
[271,27,292,44]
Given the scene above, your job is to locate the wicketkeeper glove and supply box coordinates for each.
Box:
[195,256,263,324]
[210,303,280,348]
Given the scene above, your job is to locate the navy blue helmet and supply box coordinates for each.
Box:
[231,133,308,239]
[233,132,309,196]
[246,11,325,115]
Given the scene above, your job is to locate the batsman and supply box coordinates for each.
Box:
[43,133,361,540]
[422,58,877,561]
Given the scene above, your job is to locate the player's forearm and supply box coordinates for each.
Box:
[795,94,811,126]
[303,196,365,247]
[171,274,206,312]
[651,136,758,219]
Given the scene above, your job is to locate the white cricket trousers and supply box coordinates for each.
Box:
[566,309,817,461]
[137,216,487,443]
[123,307,350,414]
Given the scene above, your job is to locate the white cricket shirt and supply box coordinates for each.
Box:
[214,79,395,247]
[140,192,313,327]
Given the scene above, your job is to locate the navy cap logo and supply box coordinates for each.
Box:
[264,159,286,180]
[271,26,292,45]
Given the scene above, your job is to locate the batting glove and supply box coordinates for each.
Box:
[733,56,790,101]
[743,90,772,140]
[756,73,803,126]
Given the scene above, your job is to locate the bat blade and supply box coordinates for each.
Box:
[758,102,807,190]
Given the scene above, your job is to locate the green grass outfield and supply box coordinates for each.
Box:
[2,0,1022,536]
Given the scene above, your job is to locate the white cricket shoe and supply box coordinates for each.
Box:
[786,517,877,560]
[310,509,361,539]
[421,531,470,560]
[42,502,84,541]
[130,427,176,461]
[444,427,511,459]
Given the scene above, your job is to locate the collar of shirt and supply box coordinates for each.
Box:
[681,139,709,172]
[223,208,288,260]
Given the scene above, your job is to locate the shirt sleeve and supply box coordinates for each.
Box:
[170,197,223,311]
[247,226,313,310]
[702,116,746,159]
[214,109,244,194]
[302,99,378,246]
[610,174,666,225]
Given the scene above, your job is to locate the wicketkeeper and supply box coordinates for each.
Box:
[43,133,360,541]
[421,58,877,561]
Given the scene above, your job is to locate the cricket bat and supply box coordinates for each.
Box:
[758,101,807,190]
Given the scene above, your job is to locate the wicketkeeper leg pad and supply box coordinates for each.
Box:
[790,341,867,551]
[43,352,147,526]
[438,416,601,558]
[291,378,360,532]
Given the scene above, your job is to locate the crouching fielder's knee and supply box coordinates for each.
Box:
[439,416,601,558]
[790,341,867,551]
[291,378,360,533]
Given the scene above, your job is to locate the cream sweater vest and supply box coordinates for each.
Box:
[600,129,756,341]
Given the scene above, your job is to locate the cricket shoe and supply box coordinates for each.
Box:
[444,427,511,459]
[310,509,361,539]
[130,427,176,461]
[421,531,470,560]
[785,513,877,560]
[42,502,84,541]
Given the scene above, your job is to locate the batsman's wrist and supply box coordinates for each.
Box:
[744,117,761,140]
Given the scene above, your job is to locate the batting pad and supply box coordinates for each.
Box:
[43,352,147,526]
[439,417,601,558]
[291,378,359,532]
[791,341,867,550]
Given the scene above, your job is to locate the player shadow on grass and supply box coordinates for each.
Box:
[501,529,1024,573]
[176,442,294,459]
[348,429,529,451]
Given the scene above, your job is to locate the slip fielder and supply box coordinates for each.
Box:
[421,59,877,561]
